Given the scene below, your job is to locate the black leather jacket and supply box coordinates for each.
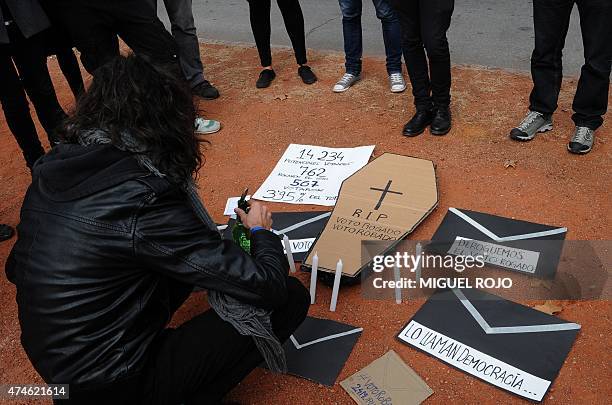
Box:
[6,144,289,388]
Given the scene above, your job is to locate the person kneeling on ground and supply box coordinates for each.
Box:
[6,54,310,405]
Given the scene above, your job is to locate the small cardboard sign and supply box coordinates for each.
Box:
[340,350,433,405]
[303,153,438,278]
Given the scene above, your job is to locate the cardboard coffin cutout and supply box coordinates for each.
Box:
[222,211,331,261]
[429,208,567,278]
[397,288,580,402]
[283,317,362,386]
[340,350,433,405]
[303,153,438,279]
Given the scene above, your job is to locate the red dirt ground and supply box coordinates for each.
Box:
[0,43,610,404]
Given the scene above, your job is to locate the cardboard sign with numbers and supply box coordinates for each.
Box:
[303,153,438,278]
[252,144,375,206]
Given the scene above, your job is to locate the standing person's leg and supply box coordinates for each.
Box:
[141,277,310,404]
[339,0,363,76]
[566,0,612,154]
[161,0,220,99]
[276,0,317,84]
[55,47,85,100]
[54,0,120,74]
[510,0,573,142]
[247,0,277,88]
[248,0,273,67]
[111,1,180,73]
[0,55,45,168]
[419,0,454,135]
[333,0,363,92]
[391,0,430,110]
[390,0,433,136]
[372,0,401,75]
[372,0,405,92]
[11,30,67,145]
[529,0,574,117]
[571,0,611,129]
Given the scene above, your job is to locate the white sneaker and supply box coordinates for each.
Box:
[333,73,360,93]
[194,117,221,135]
[389,73,406,93]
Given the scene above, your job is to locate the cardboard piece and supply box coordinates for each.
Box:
[223,211,330,261]
[429,208,567,278]
[340,350,433,405]
[397,288,580,402]
[283,316,362,386]
[303,153,438,278]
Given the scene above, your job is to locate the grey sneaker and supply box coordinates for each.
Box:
[194,117,221,135]
[389,72,406,93]
[333,73,360,93]
[567,126,595,154]
[509,111,553,141]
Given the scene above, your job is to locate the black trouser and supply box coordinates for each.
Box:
[55,0,179,74]
[63,277,310,405]
[0,26,66,168]
[247,0,308,67]
[529,0,612,130]
[142,277,310,404]
[54,46,85,99]
[391,0,454,111]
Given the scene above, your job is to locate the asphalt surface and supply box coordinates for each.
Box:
[157,0,586,75]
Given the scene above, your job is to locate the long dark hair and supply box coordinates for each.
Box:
[59,54,202,184]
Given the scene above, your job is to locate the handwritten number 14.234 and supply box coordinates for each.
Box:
[297,149,344,162]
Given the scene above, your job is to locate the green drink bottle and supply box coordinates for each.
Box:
[232,188,251,254]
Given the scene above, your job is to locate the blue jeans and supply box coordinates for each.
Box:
[339,0,402,75]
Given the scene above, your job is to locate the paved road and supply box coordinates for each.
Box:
[157,0,585,75]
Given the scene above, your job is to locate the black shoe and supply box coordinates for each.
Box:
[402,109,434,137]
[256,69,276,88]
[431,107,452,135]
[298,65,317,85]
[192,80,220,100]
[0,224,14,242]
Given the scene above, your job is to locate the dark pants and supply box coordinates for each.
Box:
[247,0,308,67]
[151,0,207,89]
[391,0,454,110]
[529,0,612,130]
[55,0,179,74]
[339,0,402,75]
[0,26,66,168]
[63,277,310,404]
[142,277,310,404]
[54,47,84,100]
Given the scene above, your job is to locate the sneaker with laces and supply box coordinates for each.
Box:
[567,126,595,154]
[194,117,221,135]
[333,73,360,93]
[509,111,553,141]
[389,72,406,93]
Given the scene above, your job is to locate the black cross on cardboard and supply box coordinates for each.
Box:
[370,180,403,210]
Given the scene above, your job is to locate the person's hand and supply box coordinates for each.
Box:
[235,201,273,230]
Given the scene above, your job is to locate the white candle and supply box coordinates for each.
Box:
[283,234,296,273]
[394,262,402,304]
[329,259,343,312]
[309,253,318,304]
[415,242,422,283]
